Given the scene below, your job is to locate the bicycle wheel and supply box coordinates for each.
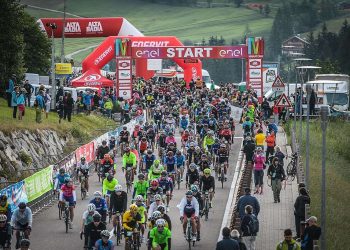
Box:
[221,169,224,189]
[205,200,209,221]
[187,228,192,250]
[116,220,121,245]
[58,203,62,220]
[65,209,69,233]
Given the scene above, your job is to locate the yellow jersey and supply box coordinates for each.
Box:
[122,210,142,231]
[255,133,266,146]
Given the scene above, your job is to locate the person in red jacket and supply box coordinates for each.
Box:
[265,131,276,164]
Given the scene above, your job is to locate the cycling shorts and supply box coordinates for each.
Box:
[63,195,75,207]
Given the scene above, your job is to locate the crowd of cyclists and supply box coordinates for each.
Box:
[0,77,253,250]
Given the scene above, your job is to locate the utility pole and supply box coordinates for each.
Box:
[305,84,312,187]
[46,23,57,109]
[61,0,66,63]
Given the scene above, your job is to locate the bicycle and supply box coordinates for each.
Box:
[202,191,210,221]
[80,175,88,200]
[13,228,27,250]
[125,166,134,194]
[182,217,195,249]
[125,230,141,250]
[176,169,181,190]
[120,141,126,157]
[286,153,298,181]
[218,163,225,189]
[112,212,123,246]
[61,201,71,233]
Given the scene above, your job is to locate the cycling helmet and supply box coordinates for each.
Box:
[154,194,162,201]
[201,154,207,158]
[147,149,153,155]
[256,146,262,151]
[168,142,174,146]
[20,239,30,248]
[157,205,166,213]
[138,173,145,180]
[161,171,167,177]
[208,130,214,135]
[156,218,166,227]
[135,195,144,202]
[189,163,197,170]
[114,185,123,192]
[245,117,250,121]
[0,214,7,222]
[189,142,195,147]
[152,211,162,220]
[59,168,65,174]
[64,177,72,184]
[101,230,110,238]
[87,203,96,212]
[81,157,86,161]
[169,132,174,136]
[107,174,113,182]
[186,190,193,196]
[130,204,138,212]
[18,202,26,209]
[102,140,107,145]
[151,179,159,187]
[154,159,160,166]
[0,195,7,202]
[191,185,199,193]
[204,168,211,175]
[94,191,102,198]
[195,146,200,151]
[93,213,101,222]
[123,126,127,130]
[141,137,147,141]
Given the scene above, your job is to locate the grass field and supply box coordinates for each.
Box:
[285,120,350,250]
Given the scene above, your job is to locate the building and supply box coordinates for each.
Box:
[282,35,309,57]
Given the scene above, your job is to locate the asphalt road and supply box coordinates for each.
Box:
[30,127,243,250]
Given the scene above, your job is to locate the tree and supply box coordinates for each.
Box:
[0,0,25,87]
[263,4,271,17]
[233,0,243,8]
[22,12,51,75]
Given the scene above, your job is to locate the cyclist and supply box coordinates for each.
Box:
[89,191,108,223]
[186,143,196,166]
[76,156,90,196]
[148,211,166,230]
[148,160,164,181]
[122,147,137,180]
[81,204,100,248]
[158,171,173,209]
[0,214,11,249]
[157,130,167,152]
[146,126,156,151]
[96,140,110,161]
[242,117,252,138]
[219,124,232,145]
[109,184,127,223]
[193,146,203,165]
[157,205,172,231]
[179,190,199,241]
[217,144,229,181]
[85,213,107,250]
[190,185,203,217]
[186,163,200,187]
[0,195,11,222]
[122,204,142,247]
[200,168,215,208]
[95,230,114,250]
[142,149,156,177]
[109,136,116,151]
[148,194,165,219]
[165,132,176,148]
[149,219,172,250]
[203,130,215,155]
[59,177,76,228]
[180,115,189,131]
[11,202,32,249]
[147,180,163,207]
[54,168,70,192]
[165,142,177,156]
[100,154,114,178]
[134,195,148,242]
[175,150,185,182]
[102,173,118,209]
[132,124,141,145]
[163,151,177,183]
[132,173,149,200]
[197,154,211,175]
[119,126,130,148]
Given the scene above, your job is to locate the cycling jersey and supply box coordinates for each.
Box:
[150,227,171,250]
[198,160,211,172]
[54,173,70,189]
[147,187,163,202]
[186,169,199,185]
[83,211,100,226]
[163,156,177,173]
[158,177,173,193]
[165,136,176,145]
[179,197,199,217]
[85,222,107,249]
[0,203,11,221]
[109,139,116,150]
[148,165,165,180]
[102,178,118,196]
[175,154,185,167]
[212,143,220,156]
[89,198,108,213]
[122,210,142,231]
[119,131,130,142]
[200,175,215,192]
[97,145,110,160]
[100,158,114,174]
[95,239,114,250]
[218,149,229,163]
[60,184,75,198]
[0,222,11,247]
[109,191,127,213]
[203,136,215,149]
[136,203,147,223]
[180,118,188,129]
[139,140,148,152]
[143,155,155,171]
[122,152,137,168]
[11,207,33,228]
[132,181,149,199]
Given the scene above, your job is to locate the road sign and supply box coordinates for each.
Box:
[275,93,292,108]
[272,76,285,92]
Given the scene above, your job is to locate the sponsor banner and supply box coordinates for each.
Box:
[24,166,53,202]
[248,58,262,69]
[38,18,123,38]
[56,152,76,176]
[131,46,247,59]
[249,68,262,78]
[75,141,95,163]
[263,62,279,92]
[93,132,109,150]
[116,57,132,98]
[118,89,132,100]
[0,181,28,212]
[55,63,72,74]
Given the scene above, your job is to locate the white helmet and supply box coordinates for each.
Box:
[114,185,123,192]
[135,195,144,202]
[88,203,96,212]
[101,230,110,238]
[152,211,162,220]
[154,194,162,201]
[156,218,166,226]
[0,214,7,222]
[94,191,102,198]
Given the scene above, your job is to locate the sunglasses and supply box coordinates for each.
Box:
[157,225,164,228]
[186,196,192,198]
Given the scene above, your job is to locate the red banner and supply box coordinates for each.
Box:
[38,18,124,38]
[131,46,247,59]
[75,142,95,163]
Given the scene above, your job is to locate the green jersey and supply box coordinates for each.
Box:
[150,227,171,250]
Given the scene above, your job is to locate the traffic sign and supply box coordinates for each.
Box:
[272,76,285,92]
[275,93,292,108]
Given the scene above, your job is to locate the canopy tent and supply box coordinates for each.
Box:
[71,70,114,88]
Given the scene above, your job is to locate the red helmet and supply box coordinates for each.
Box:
[151,179,159,187]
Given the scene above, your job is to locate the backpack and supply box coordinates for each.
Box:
[248,214,259,235]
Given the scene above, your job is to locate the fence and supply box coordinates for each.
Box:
[0,113,145,215]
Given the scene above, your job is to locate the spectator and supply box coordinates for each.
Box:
[301,216,321,250]
[76,95,84,113]
[243,136,256,164]
[83,90,93,115]
[6,74,16,107]
[104,98,113,118]
[237,188,260,220]
[240,205,258,250]
[267,157,286,203]
[265,120,278,136]
[276,229,300,250]
[44,89,51,119]
[216,227,240,250]
[265,131,276,163]
[56,86,64,103]
[93,91,100,111]
[17,88,26,120]
[294,187,310,239]
[261,98,270,120]
[23,80,34,107]
[253,147,265,194]
[56,96,64,124]
[11,86,19,119]
[254,129,265,151]
[34,90,45,123]
[64,92,74,122]
[309,89,316,115]
[279,107,287,124]
[274,146,285,167]
[273,102,279,124]
[231,229,247,250]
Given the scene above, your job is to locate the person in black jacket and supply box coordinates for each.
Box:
[301,216,321,250]
[243,137,256,164]
[64,92,74,122]
[240,205,258,250]
[267,157,286,203]
[231,229,247,250]
[294,187,310,238]
[85,214,106,249]
[216,227,240,250]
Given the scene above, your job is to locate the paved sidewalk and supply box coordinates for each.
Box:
[254,127,299,249]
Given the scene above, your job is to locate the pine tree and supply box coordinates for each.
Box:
[263,4,271,17]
